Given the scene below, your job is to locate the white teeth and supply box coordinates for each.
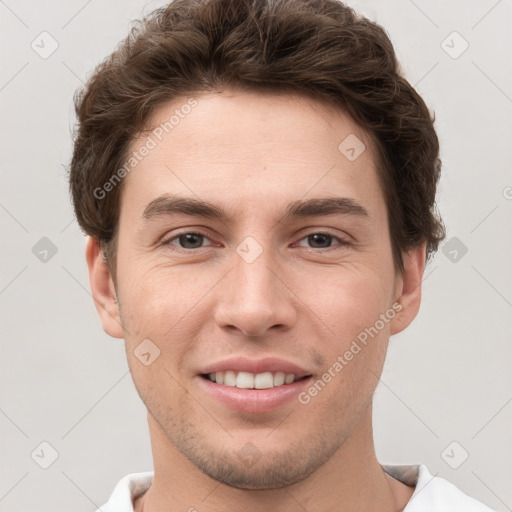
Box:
[224,370,237,387]
[254,372,274,389]
[236,371,254,388]
[273,371,285,386]
[206,370,304,389]
[284,373,295,384]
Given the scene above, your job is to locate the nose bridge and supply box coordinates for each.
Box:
[213,234,296,337]
[234,239,278,302]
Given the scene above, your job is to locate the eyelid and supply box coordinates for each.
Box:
[162,228,351,251]
[293,230,350,248]
[162,229,216,248]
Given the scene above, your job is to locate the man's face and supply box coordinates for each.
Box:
[91,89,419,489]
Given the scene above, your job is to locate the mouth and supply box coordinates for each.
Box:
[200,371,312,389]
[197,371,313,413]
[196,356,314,412]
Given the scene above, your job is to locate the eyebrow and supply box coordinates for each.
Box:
[141,193,369,223]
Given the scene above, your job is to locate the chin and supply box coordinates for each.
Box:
[171,429,341,490]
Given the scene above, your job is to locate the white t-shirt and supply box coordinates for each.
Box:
[95,464,495,512]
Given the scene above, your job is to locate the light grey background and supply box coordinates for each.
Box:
[1,0,511,511]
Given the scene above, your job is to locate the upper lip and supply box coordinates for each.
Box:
[199,357,311,379]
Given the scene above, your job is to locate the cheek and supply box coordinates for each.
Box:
[116,259,218,359]
[301,267,393,389]
[117,265,202,404]
[299,274,391,414]
[304,267,392,338]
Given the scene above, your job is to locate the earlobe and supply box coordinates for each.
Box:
[85,236,124,339]
[390,243,426,335]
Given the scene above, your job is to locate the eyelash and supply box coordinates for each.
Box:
[161,230,350,252]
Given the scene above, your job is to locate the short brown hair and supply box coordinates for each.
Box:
[68,0,445,278]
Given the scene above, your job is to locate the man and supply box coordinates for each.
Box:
[68,0,495,510]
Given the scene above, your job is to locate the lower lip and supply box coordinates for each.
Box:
[196,375,312,413]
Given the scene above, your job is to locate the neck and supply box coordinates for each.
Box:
[135,406,414,512]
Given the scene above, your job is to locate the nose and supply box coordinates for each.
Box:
[213,244,297,338]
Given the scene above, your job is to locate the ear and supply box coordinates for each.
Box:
[390,243,426,335]
[85,236,124,339]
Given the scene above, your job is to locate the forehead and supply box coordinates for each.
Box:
[120,89,385,221]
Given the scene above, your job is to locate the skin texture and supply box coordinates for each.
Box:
[86,89,425,512]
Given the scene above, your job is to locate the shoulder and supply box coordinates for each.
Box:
[94,471,154,512]
[383,464,496,512]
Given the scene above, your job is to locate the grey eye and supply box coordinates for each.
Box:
[171,233,207,249]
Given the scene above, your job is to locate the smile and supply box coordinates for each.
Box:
[201,370,308,389]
